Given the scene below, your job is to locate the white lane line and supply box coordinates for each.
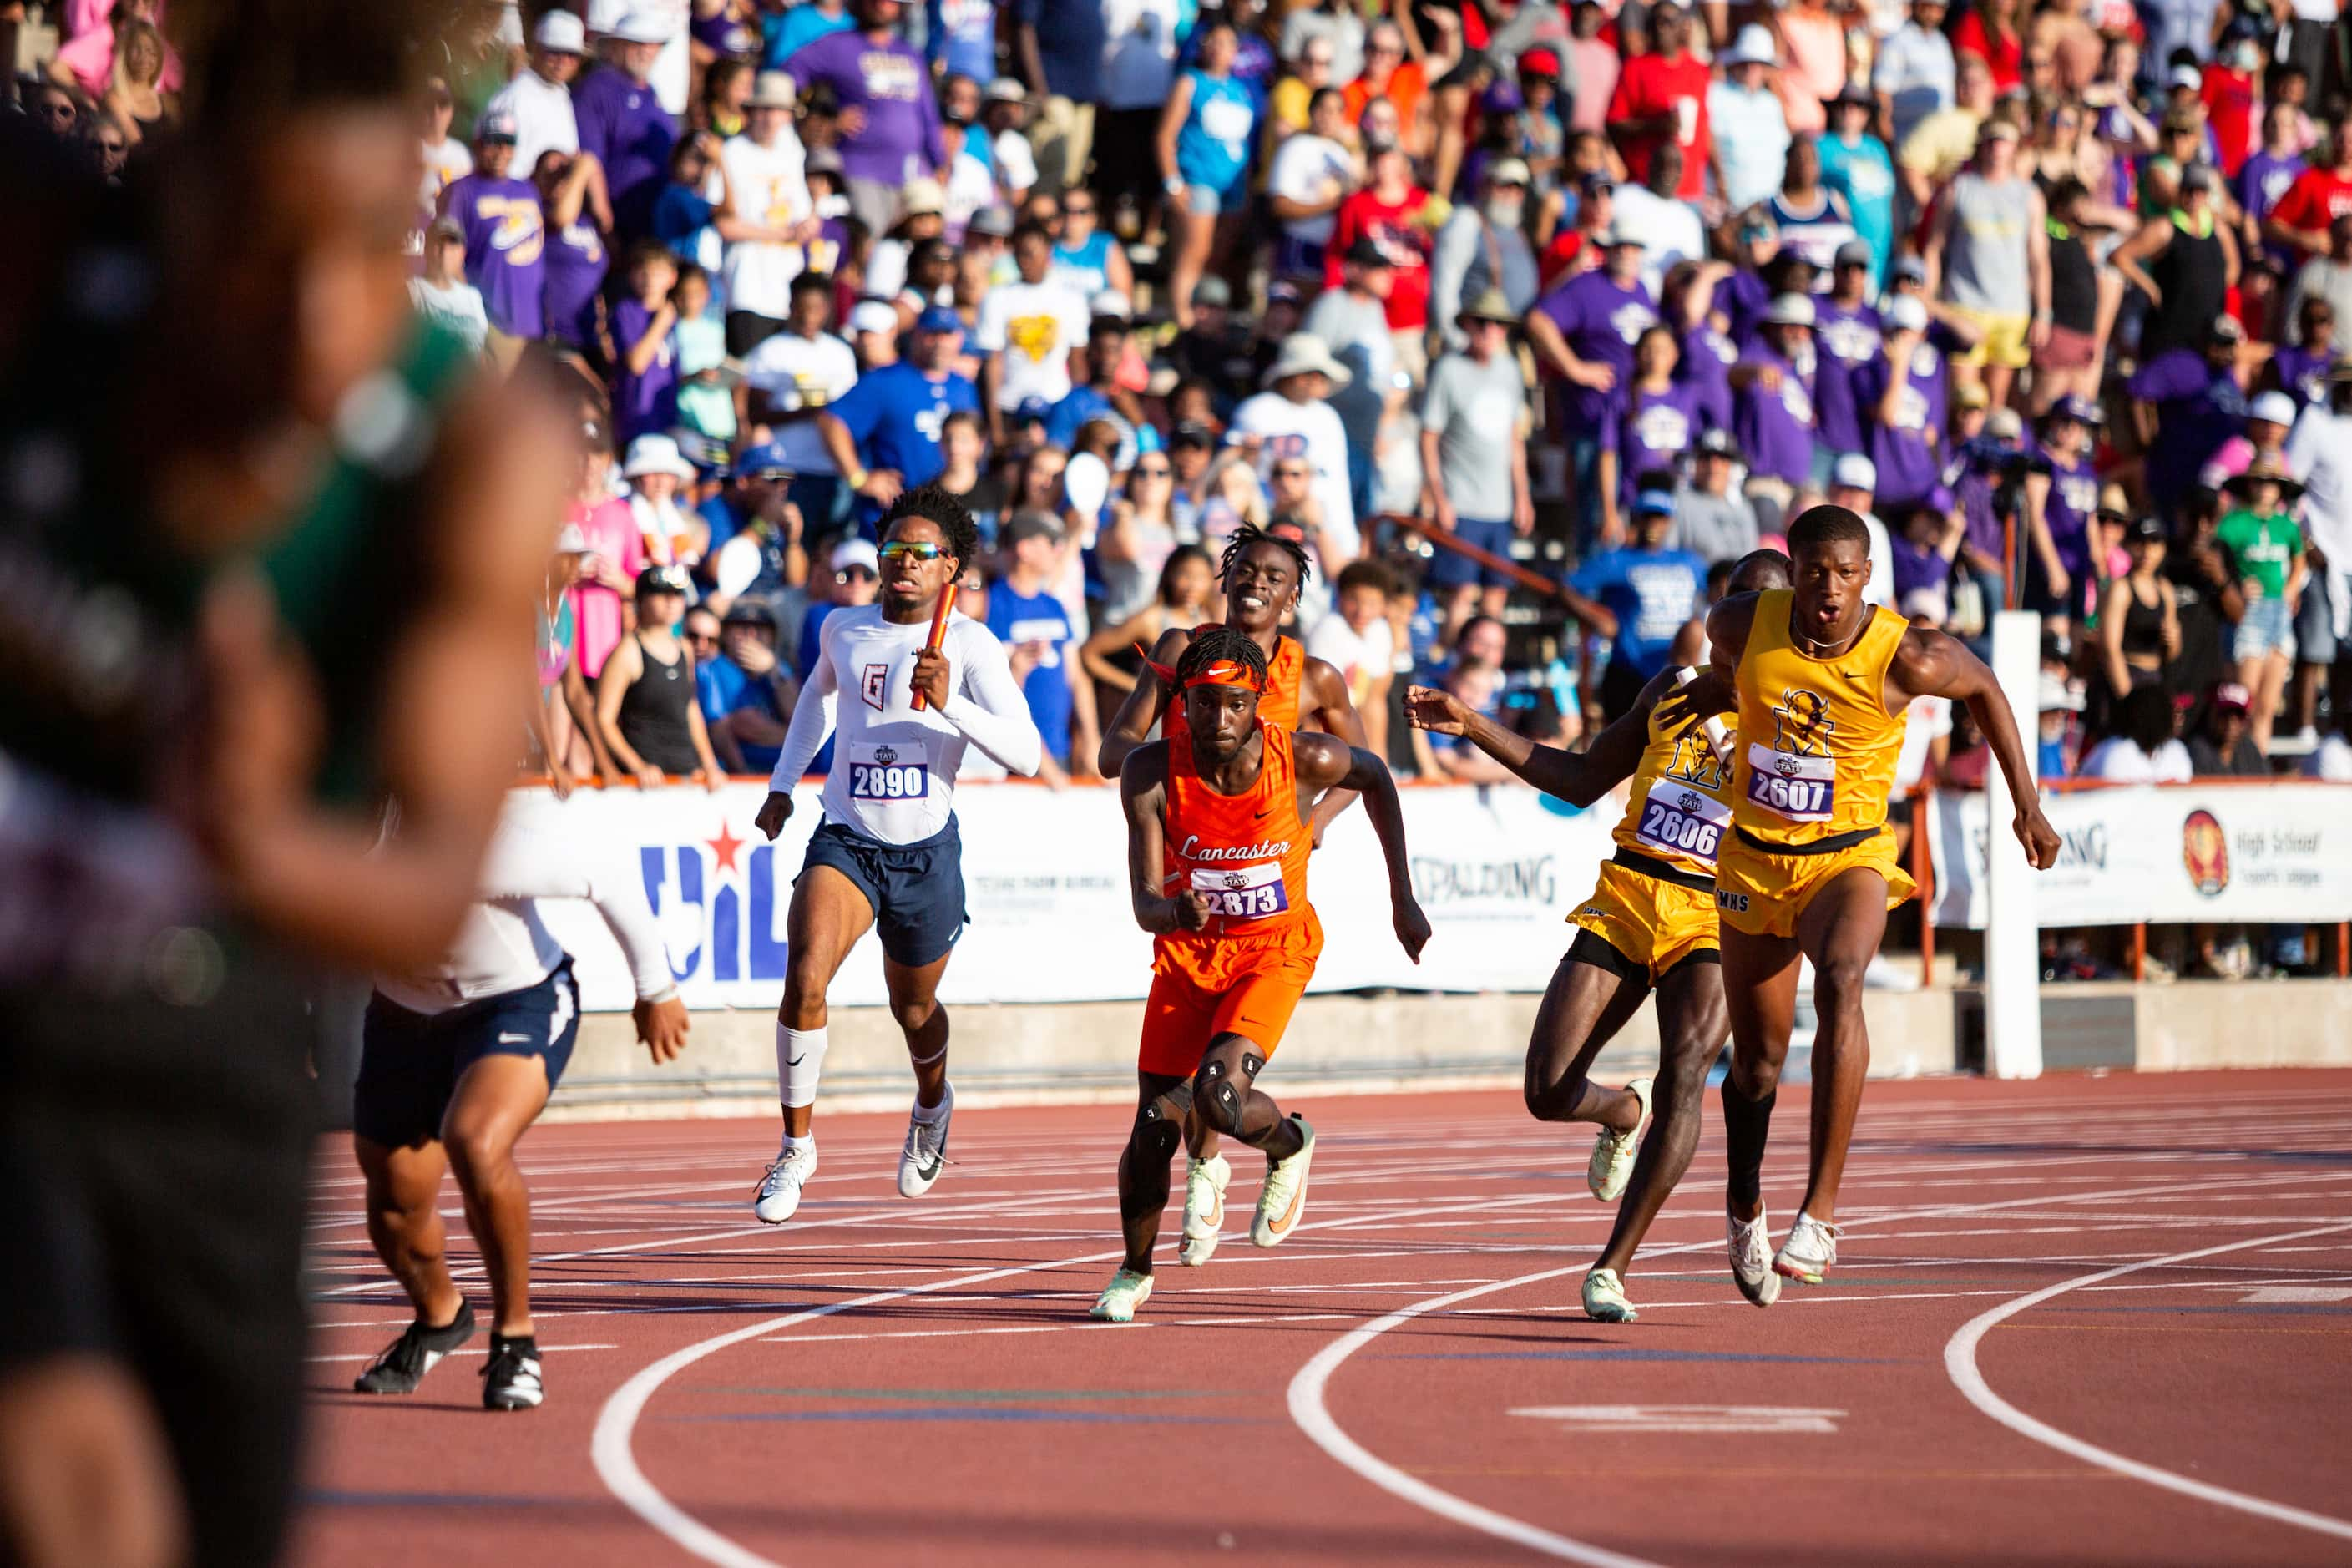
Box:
[1943,1220,2352,1543]
[1281,1172,2348,1564]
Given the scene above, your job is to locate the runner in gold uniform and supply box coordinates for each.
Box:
[1671,507,2059,1299]
[1411,549,1793,1322]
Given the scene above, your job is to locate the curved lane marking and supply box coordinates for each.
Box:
[1943,1220,2352,1544]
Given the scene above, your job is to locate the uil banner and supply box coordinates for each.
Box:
[1924,782,2352,929]
[501,781,1621,1011]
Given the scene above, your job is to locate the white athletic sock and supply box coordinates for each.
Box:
[778,1024,828,1110]
[781,1131,815,1155]
[911,1083,951,1125]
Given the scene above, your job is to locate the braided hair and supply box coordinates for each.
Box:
[1176,624,1272,689]
[1218,524,1313,589]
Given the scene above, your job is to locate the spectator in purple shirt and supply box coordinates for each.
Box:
[1601,325,1704,533]
[1525,226,1657,550]
[1664,258,1738,435]
[2128,315,2251,518]
[784,0,946,236]
[1732,291,1818,522]
[2239,101,2309,274]
[2269,295,2337,407]
[1856,293,1977,512]
[535,148,612,356]
[574,13,680,237]
[611,240,681,442]
[439,109,546,363]
[1813,240,1884,457]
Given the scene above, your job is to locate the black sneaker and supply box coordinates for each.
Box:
[353,1302,477,1394]
[482,1333,544,1411]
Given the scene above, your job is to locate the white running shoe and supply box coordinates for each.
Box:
[1586,1077,1654,1202]
[1089,1267,1154,1323]
[1179,1153,1231,1267]
[1251,1115,1316,1247]
[1727,1207,1783,1308]
[898,1081,953,1198]
[753,1144,818,1224]
[1581,1267,1637,1323]
[1774,1210,1839,1284]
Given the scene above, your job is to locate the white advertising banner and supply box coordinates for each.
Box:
[1925,782,2352,930]
[506,781,1623,1012]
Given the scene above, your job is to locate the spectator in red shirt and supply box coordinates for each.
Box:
[1323,139,1434,346]
[1606,0,1710,202]
[2200,40,2260,178]
[1952,0,2025,95]
[2264,121,2352,265]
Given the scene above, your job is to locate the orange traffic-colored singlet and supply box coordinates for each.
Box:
[1161,719,1315,942]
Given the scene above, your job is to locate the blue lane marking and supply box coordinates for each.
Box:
[1381,1349,1900,1364]
[662,1408,1265,1424]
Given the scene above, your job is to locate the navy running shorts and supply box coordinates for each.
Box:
[1429,517,1516,589]
[798,814,969,967]
[353,958,581,1148]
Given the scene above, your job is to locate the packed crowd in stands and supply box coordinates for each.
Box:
[20,0,2352,802]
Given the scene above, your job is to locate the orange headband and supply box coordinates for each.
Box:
[1138,645,1265,692]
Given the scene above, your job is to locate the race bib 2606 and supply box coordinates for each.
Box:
[1188,859,1291,921]
[847,740,928,801]
[1744,742,1835,822]
[1635,782,1731,863]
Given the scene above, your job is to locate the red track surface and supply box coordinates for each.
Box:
[294,1070,2352,1565]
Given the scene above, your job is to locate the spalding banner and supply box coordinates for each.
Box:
[1924,781,2352,929]
[504,781,1622,1012]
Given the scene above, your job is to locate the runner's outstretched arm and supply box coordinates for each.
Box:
[1891,626,2062,867]
[1294,735,1431,962]
[1402,665,1663,807]
[755,628,840,838]
[476,831,690,1060]
[932,627,1044,776]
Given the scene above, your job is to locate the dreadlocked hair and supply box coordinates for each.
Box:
[1218,524,1313,588]
[883,483,979,572]
[1176,625,1272,688]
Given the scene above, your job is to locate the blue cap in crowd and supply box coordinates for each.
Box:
[914,305,963,335]
[1633,490,1675,518]
[736,440,796,480]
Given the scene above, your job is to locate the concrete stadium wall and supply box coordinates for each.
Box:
[545,979,2352,1120]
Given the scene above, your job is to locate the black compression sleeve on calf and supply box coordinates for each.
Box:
[1722,1083,1777,1213]
[1120,1108,1183,1224]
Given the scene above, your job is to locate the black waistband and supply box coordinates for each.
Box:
[1610,847,1717,893]
[1733,823,1884,857]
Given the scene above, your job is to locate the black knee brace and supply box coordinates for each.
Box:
[1196,1060,1244,1135]
[1131,1101,1184,1165]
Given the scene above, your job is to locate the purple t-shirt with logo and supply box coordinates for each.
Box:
[783,29,947,187]
[2128,347,2249,508]
[2238,149,2307,271]
[2039,447,2101,594]
[2274,342,2335,406]
[1733,345,1816,485]
[1607,382,1705,503]
[1856,333,1950,508]
[442,172,546,338]
[1536,269,1657,432]
[611,297,680,442]
[1677,320,1738,433]
[1813,299,1883,456]
[574,67,680,230]
[543,215,609,351]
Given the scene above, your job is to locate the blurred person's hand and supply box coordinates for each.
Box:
[1008,640,1046,683]
[633,760,665,789]
[839,106,867,138]
[1570,359,1616,392]
[0,1356,186,1568]
[1513,491,1535,534]
[634,994,690,1062]
[695,765,724,793]
[1431,495,1458,532]
[1748,361,1782,393]
[857,469,905,507]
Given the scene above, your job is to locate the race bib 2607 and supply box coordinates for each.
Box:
[1188,859,1291,921]
[1744,742,1835,822]
[1635,782,1731,863]
[847,740,928,801]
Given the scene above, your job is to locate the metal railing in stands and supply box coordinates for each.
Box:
[1378,512,1574,603]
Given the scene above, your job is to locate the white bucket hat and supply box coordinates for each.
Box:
[1261,334,1353,388]
[623,433,697,482]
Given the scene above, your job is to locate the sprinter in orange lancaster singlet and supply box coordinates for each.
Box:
[1097,524,1373,1266]
[1089,629,1429,1323]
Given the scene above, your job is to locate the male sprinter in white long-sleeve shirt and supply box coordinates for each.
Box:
[351,823,690,1411]
[750,485,1044,1222]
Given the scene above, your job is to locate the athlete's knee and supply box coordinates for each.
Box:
[1735,1051,1783,1101]
[1191,1058,1247,1136]
[1812,952,1869,1013]
[441,1121,518,1187]
[781,953,832,1027]
[889,991,940,1037]
[1126,1100,1185,1167]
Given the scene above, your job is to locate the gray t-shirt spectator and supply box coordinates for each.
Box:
[1431,210,1541,351]
[1422,349,1528,521]
[1666,483,1762,563]
[1280,4,1365,82]
[1302,287,1396,455]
